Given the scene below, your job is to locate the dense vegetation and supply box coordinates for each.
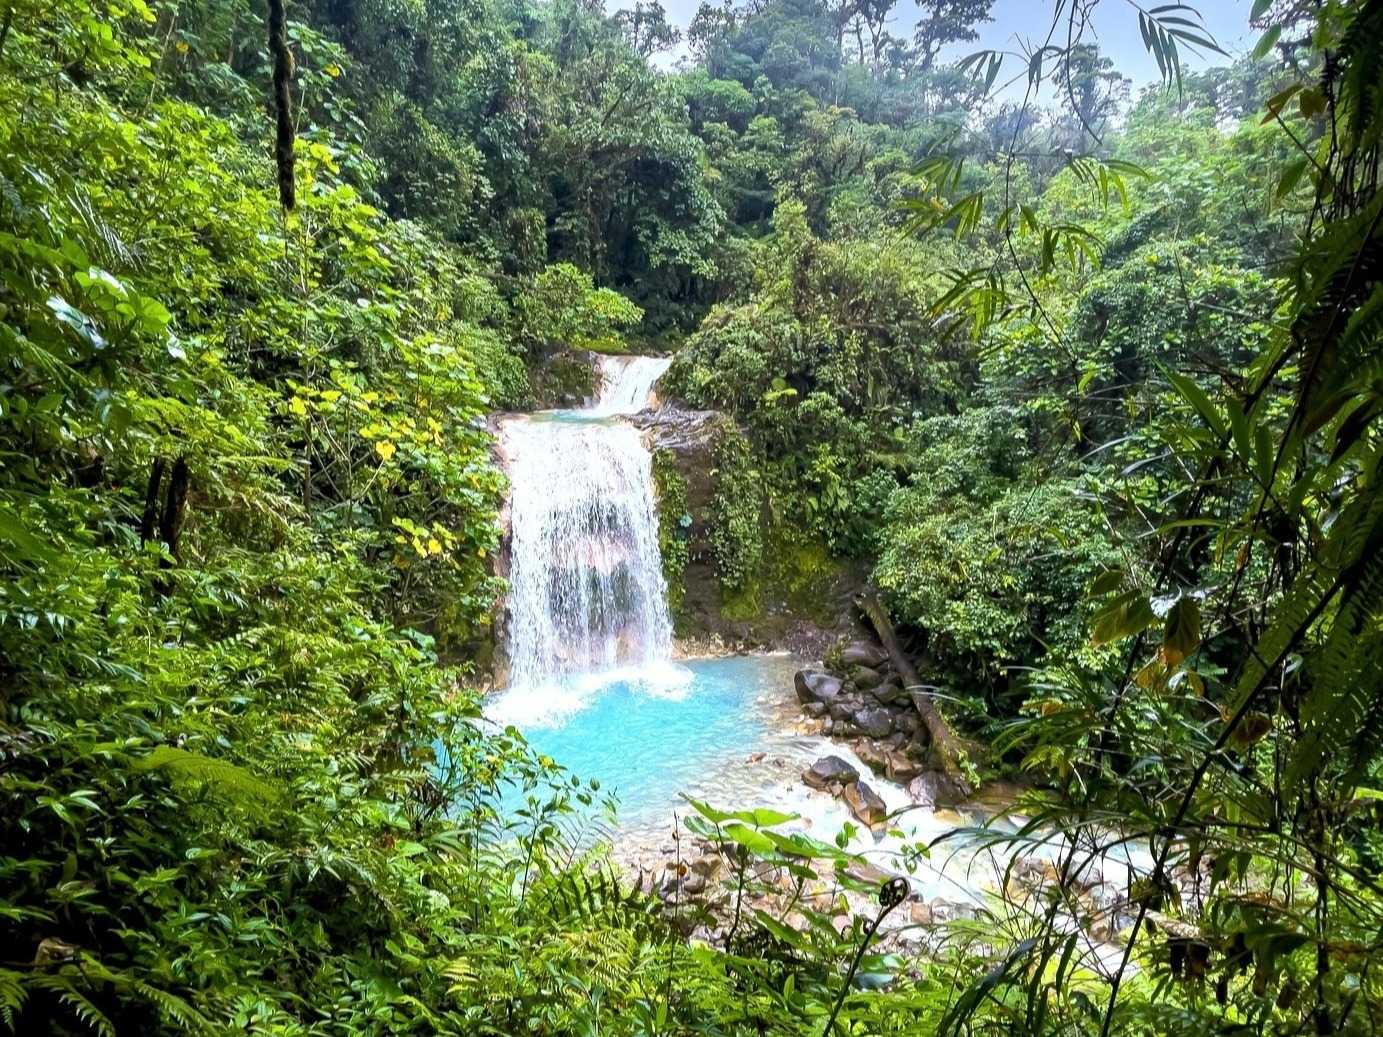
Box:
[2,0,1380,1034]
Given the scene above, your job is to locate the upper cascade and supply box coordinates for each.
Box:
[589,354,672,416]
[500,354,673,691]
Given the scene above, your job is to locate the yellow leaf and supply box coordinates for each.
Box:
[324,63,342,78]
[289,397,308,416]
[427,537,443,556]
[477,547,487,558]
[375,440,396,461]
[175,41,189,54]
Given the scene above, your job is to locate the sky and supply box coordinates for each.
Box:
[620,0,1257,89]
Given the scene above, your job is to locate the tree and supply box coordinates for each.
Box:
[1052,42,1130,145]
[614,0,682,57]
[912,0,993,72]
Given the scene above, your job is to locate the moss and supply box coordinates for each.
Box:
[700,424,844,626]
[527,349,597,407]
[709,427,765,594]
[706,530,839,629]
[773,534,840,620]
[718,583,763,621]
[651,449,690,620]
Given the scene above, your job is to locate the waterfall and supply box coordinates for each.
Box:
[501,355,673,692]
[589,354,672,416]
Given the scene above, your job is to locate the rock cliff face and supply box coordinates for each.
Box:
[632,405,867,655]
[526,347,599,409]
[631,405,728,573]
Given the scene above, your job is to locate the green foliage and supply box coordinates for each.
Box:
[875,408,1117,673]
[668,198,963,558]
[0,2,588,1031]
[6,0,1383,1035]
[512,262,644,354]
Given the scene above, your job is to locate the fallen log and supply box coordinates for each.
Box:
[856,589,973,797]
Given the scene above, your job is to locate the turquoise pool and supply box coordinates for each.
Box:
[486,655,804,832]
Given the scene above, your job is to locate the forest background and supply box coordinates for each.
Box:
[1,0,1380,1034]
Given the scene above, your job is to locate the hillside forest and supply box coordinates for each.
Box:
[2,0,1382,1034]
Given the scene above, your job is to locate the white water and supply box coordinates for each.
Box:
[589,355,672,416]
[500,355,673,692]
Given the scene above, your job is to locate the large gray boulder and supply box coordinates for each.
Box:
[851,666,885,690]
[794,670,843,705]
[870,680,908,705]
[843,781,888,828]
[841,640,888,668]
[853,706,895,739]
[802,755,859,792]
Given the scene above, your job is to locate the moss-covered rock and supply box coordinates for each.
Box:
[526,347,599,408]
[651,448,690,620]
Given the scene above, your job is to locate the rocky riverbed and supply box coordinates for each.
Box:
[606,639,1161,967]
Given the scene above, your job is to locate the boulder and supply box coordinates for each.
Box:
[854,706,895,739]
[802,700,828,717]
[884,751,926,783]
[909,901,935,926]
[1007,857,1059,896]
[894,710,922,736]
[843,860,896,886]
[841,640,888,668]
[795,670,843,705]
[850,666,885,690]
[854,740,890,776]
[828,695,863,722]
[751,861,782,885]
[906,771,966,810]
[802,755,859,792]
[689,854,722,879]
[870,680,908,705]
[927,899,977,923]
[842,780,889,828]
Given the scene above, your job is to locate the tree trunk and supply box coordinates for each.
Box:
[856,589,973,795]
[267,0,295,211]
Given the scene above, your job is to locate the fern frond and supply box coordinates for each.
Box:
[1289,513,1383,789]
[132,746,281,808]
[0,969,27,1032]
[24,975,117,1037]
[129,979,212,1034]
